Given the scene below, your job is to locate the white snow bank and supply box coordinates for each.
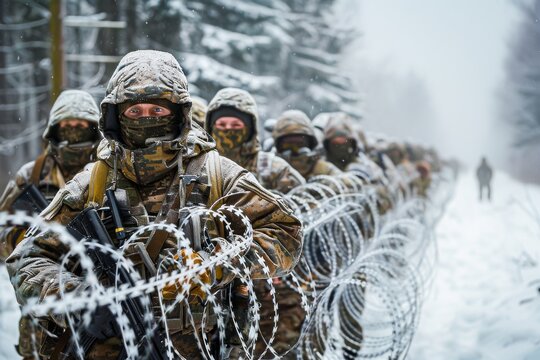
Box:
[0,265,20,359]
[409,170,540,359]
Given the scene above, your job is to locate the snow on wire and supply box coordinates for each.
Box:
[0,166,455,359]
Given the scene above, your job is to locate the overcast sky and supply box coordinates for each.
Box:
[339,0,523,166]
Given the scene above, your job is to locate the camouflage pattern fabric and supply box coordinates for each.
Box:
[6,50,303,359]
[117,136,180,186]
[413,160,432,197]
[212,127,251,159]
[273,109,342,180]
[56,125,96,144]
[323,113,384,184]
[42,89,100,142]
[118,114,178,149]
[0,89,100,359]
[206,87,305,194]
[190,96,208,128]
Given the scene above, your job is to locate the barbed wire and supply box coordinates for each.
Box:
[0,165,456,359]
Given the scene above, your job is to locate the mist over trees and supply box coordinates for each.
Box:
[499,0,540,183]
[350,60,438,147]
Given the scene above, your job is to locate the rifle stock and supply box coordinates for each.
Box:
[62,207,169,360]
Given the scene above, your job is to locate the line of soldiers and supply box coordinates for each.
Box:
[0,50,441,359]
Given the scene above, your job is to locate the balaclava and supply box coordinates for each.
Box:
[209,106,253,161]
[116,99,183,185]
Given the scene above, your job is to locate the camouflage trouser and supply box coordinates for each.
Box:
[73,331,210,359]
[254,279,305,359]
[17,315,41,359]
[35,327,213,359]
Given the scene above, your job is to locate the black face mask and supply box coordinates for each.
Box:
[118,114,180,149]
[327,143,357,168]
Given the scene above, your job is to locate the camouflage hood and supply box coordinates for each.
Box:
[99,50,194,151]
[205,87,261,156]
[272,109,317,147]
[323,112,361,148]
[312,112,336,147]
[43,89,100,142]
[190,96,208,129]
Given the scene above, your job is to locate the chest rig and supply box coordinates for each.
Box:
[86,150,224,335]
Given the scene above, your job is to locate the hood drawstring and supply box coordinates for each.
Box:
[111,140,119,191]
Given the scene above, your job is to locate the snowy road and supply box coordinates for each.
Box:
[410,171,540,360]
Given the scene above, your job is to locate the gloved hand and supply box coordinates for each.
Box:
[161,249,216,303]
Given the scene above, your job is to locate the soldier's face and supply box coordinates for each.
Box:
[213,117,246,131]
[58,119,90,128]
[277,135,312,154]
[56,119,95,145]
[123,103,172,119]
[330,136,350,145]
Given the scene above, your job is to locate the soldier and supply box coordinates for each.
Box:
[381,141,421,195]
[0,89,101,259]
[0,89,100,359]
[414,160,432,197]
[322,112,384,185]
[7,50,302,359]
[204,90,306,357]
[205,87,305,194]
[311,112,331,148]
[272,109,342,180]
[476,156,493,201]
[190,95,208,129]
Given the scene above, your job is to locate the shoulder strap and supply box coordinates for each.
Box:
[85,160,110,208]
[146,151,209,261]
[30,153,48,185]
[207,150,223,210]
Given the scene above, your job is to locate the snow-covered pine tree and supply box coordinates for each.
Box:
[502,0,540,148]
[284,0,359,117]
[499,0,540,182]
[0,0,50,188]
[142,0,358,120]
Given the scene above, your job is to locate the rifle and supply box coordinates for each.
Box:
[59,189,169,360]
[12,184,48,213]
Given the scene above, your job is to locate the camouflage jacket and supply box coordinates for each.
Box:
[6,51,303,358]
[322,113,384,185]
[0,90,99,261]
[346,153,385,185]
[272,109,342,181]
[0,156,65,260]
[206,88,305,193]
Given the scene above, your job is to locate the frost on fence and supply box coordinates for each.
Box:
[0,167,455,359]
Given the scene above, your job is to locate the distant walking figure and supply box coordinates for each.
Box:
[476,157,493,201]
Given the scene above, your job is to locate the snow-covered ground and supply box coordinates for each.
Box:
[410,171,540,360]
[0,264,20,359]
[1,170,539,359]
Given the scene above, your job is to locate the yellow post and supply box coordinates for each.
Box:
[50,0,64,103]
